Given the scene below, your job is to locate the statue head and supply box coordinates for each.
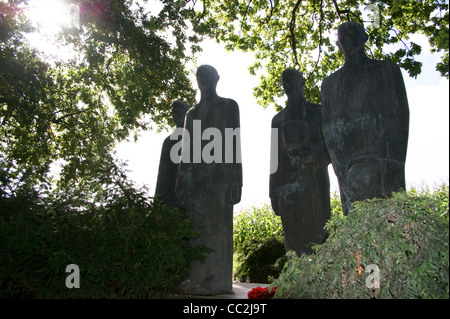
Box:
[172,100,190,127]
[337,21,368,53]
[281,68,305,98]
[196,65,220,92]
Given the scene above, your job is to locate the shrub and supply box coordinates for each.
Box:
[271,185,449,299]
[233,204,285,283]
[0,182,209,298]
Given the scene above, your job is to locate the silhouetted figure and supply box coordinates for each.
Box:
[176,65,242,295]
[155,100,190,207]
[321,21,409,215]
[270,68,330,256]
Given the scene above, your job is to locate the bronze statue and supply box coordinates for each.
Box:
[176,65,242,295]
[270,68,331,256]
[321,21,410,215]
[154,100,190,207]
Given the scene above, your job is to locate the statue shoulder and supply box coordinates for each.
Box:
[162,134,172,147]
[322,68,343,88]
[385,60,404,79]
[182,107,197,128]
[307,101,321,109]
[271,109,285,128]
[222,97,239,110]
[322,67,345,80]
[306,101,322,117]
[185,106,196,118]
[373,58,399,68]
[369,59,403,76]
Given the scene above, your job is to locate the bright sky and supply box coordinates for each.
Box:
[22,0,449,212]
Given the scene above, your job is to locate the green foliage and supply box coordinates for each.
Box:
[233,204,285,283]
[271,185,449,299]
[331,190,344,217]
[325,191,345,234]
[0,161,209,298]
[199,0,449,109]
[1,0,205,192]
[0,1,214,298]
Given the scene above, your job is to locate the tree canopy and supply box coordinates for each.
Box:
[1,0,205,193]
[199,0,448,109]
[0,0,448,195]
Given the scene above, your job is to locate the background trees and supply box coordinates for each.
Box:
[1,0,205,193]
[201,0,448,109]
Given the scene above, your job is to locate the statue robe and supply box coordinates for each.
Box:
[321,58,409,215]
[176,96,242,295]
[270,102,330,256]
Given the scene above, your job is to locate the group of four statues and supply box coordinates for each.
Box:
[155,22,409,295]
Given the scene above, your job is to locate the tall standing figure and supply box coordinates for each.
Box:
[176,65,242,295]
[270,68,331,256]
[154,100,190,207]
[321,21,410,215]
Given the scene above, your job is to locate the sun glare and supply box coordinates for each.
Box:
[24,0,80,60]
[26,0,79,35]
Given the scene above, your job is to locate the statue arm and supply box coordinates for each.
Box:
[224,100,243,204]
[371,62,410,163]
[269,114,283,216]
[154,137,170,199]
[311,104,331,166]
[175,110,193,208]
[388,63,410,161]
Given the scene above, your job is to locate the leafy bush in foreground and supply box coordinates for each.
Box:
[0,167,209,298]
[233,204,285,283]
[271,185,449,299]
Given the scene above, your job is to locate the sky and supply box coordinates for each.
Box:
[23,0,449,213]
[115,36,449,212]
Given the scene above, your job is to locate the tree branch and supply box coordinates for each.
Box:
[53,107,91,125]
[265,0,275,24]
[331,0,363,22]
[289,0,302,67]
[307,0,324,83]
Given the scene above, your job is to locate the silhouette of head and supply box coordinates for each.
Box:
[196,65,220,92]
[281,68,305,98]
[337,21,368,53]
[172,100,190,127]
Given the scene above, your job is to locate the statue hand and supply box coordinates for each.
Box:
[175,173,187,209]
[270,194,283,216]
[227,185,242,205]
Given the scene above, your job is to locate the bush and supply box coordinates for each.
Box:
[271,185,449,299]
[0,182,209,298]
[233,204,285,283]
